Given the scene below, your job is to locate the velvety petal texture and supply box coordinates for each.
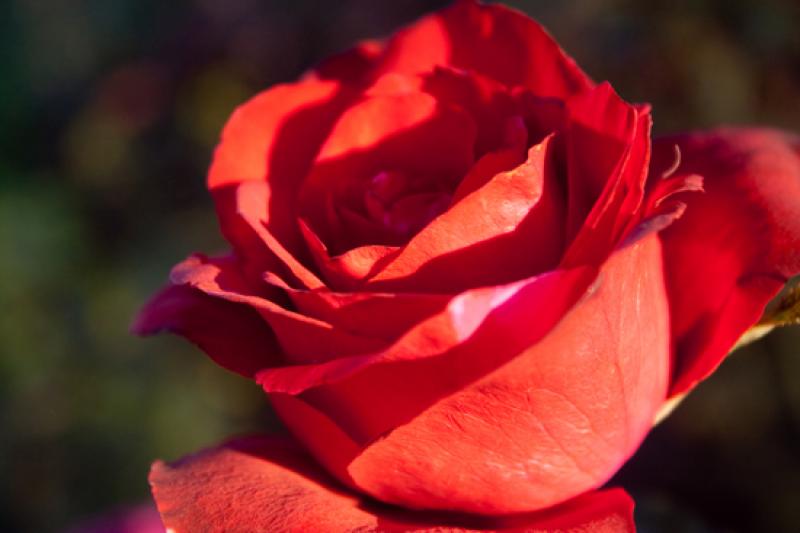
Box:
[344,236,669,514]
[653,128,800,396]
[150,435,635,533]
[135,0,800,530]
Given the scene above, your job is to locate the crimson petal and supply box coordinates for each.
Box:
[654,128,800,396]
[208,78,358,261]
[560,83,650,266]
[377,0,593,97]
[165,254,384,366]
[149,434,635,532]
[346,235,669,514]
[132,283,279,378]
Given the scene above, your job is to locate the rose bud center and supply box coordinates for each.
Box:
[363,170,453,238]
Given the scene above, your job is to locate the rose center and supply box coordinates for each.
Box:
[363,170,452,238]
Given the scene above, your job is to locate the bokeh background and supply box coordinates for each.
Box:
[1,0,799,531]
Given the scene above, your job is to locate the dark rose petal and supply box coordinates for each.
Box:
[421,67,522,156]
[345,235,669,514]
[313,40,386,82]
[132,283,280,378]
[377,0,593,98]
[300,89,477,255]
[654,128,800,396]
[560,83,650,265]
[298,217,400,290]
[166,254,385,365]
[149,434,635,532]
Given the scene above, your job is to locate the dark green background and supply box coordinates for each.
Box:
[1,0,798,531]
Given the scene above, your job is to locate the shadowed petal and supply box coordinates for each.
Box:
[209,79,359,260]
[377,0,593,97]
[167,254,385,365]
[132,283,280,378]
[366,134,564,292]
[654,128,800,396]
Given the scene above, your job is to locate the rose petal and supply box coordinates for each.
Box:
[214,182,325,290]
[653,128,800,396]
[559,83,650,265]
[258,263,594,451]
[132,283,279,378]
[312,40,385,82]
[208,78,359,260]
[267,393,364,489]
[421,66,521,156]
[451,144,526,203]
[312,89,478,189]
[377,0,593,97]
[168,254,384,365]
[300,90,477,254]
[207,79,340,190]
[149,434,635,532]
[365,134,565,292]
[298,218,400,290]
[262,272,450,342]
[256,264,592,391]
[346,235,669,514]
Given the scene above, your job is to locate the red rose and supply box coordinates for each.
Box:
[135,0,800,530]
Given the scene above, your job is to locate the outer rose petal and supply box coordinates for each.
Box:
[653,128,800,396]
[167,254,385,365]
[132,284,280,378]
[346,235,669,514]
[378,0,593,98]
[256,266,596,423]
[149,435,635,532]
[207,78,339,189]
[312,40,385,83]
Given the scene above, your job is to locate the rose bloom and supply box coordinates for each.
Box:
[135,1,800,531]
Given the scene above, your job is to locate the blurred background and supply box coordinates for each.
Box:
[0,0,798,531]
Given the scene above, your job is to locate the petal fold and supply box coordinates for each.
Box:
[169,254,384,365]
[209,79,356,258]
[366,134,564,292]
[149,434,635,532]
[132,283,279,378]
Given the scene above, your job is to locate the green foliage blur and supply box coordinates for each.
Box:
[0,0,798,531]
